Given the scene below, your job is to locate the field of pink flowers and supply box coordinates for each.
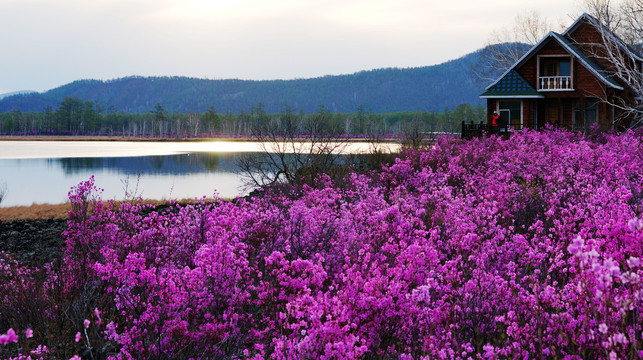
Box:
[1,128,642,359]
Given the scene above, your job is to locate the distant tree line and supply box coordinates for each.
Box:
[0,96,484,137]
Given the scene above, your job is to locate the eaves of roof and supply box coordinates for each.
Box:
[480,69,544,99]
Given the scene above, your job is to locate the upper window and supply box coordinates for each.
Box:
[559,61,571,76]
[539,56,573,90]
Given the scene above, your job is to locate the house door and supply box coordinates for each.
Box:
[546,100,559,125]
[499,109,511,130]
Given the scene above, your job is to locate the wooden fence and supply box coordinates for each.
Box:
[461,121,486,140]
[461,121,512,139]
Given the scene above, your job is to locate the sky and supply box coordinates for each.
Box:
[0,0,582,95]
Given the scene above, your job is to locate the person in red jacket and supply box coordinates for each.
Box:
[491,111,500,133]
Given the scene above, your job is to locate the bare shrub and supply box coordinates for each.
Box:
[0,182,6,205]
[239,105,348,189]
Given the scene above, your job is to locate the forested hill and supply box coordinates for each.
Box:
[0,49,489,114]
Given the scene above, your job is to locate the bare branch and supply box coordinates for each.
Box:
[576,0,643,128]
[473,10,552,82]
[0,182,6,205]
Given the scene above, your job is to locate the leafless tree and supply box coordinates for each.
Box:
[580,0,643,127]
[622,0,643,50]
[186,111,201,137]
[473,10,556,82]
[400,117,425,149]
[238,105,348,189]
[0,182,6,205]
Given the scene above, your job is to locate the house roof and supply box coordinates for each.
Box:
[481,23,626,99]
[563,13,643,62]
[480,69,543,98]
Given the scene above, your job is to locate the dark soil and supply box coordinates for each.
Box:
[0,219,67,265]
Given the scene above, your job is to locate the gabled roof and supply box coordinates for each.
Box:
[480,69,543,98]
[551,32,623,90]
[481,27,625,98]
[563,13,643,62]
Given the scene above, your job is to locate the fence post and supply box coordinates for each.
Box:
[461,120,465,139]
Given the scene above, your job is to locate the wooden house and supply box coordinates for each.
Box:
[480,13,642,132]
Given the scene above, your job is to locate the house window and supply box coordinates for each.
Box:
[498,100,522,130]
[543,62,557,76]
[585,100,598,128]
[540,58,571,77]
[573,102,582,131]
[573,99,599,132]
[559,61,571,76]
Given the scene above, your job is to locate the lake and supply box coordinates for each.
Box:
[0,140,397,207]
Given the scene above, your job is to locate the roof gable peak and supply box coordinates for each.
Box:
[563,12,643,61]
[562,13,598,37]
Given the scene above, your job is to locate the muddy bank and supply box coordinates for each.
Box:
[0,219,67,265]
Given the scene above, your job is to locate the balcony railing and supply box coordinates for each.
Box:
[539,76,573,91]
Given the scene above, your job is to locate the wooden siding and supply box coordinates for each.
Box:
[516,41,568,86]
[567,18,642,91]
[486,99,495,125]
[566,19,620,74]
[522,100,533,129]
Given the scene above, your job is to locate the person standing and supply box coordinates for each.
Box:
[491,111,500,133]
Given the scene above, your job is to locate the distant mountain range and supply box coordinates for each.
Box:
[0,90,37,100]
[0,47,500,114]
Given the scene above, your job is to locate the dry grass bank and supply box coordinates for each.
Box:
[0,198,223,222]
[0,203,72,221]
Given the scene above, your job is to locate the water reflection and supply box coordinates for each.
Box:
[0,152,250,206]
[0,144,381,206]
[0,141,400,207]
[52,152,238,176]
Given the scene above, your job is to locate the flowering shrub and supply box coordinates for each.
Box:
[1,128,643,359]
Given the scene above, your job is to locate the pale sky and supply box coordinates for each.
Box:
[0,0,582,95]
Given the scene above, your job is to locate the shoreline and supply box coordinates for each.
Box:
[0,135,261,142]
[0,135,402,143]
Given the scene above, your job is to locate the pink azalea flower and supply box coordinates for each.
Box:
[31,344,48,355]
[94,308,103,325]
[5,328,18,343]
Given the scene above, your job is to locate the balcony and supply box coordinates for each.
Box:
[539,76,573,91]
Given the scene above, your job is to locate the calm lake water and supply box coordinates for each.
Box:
[0,140,396,207]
